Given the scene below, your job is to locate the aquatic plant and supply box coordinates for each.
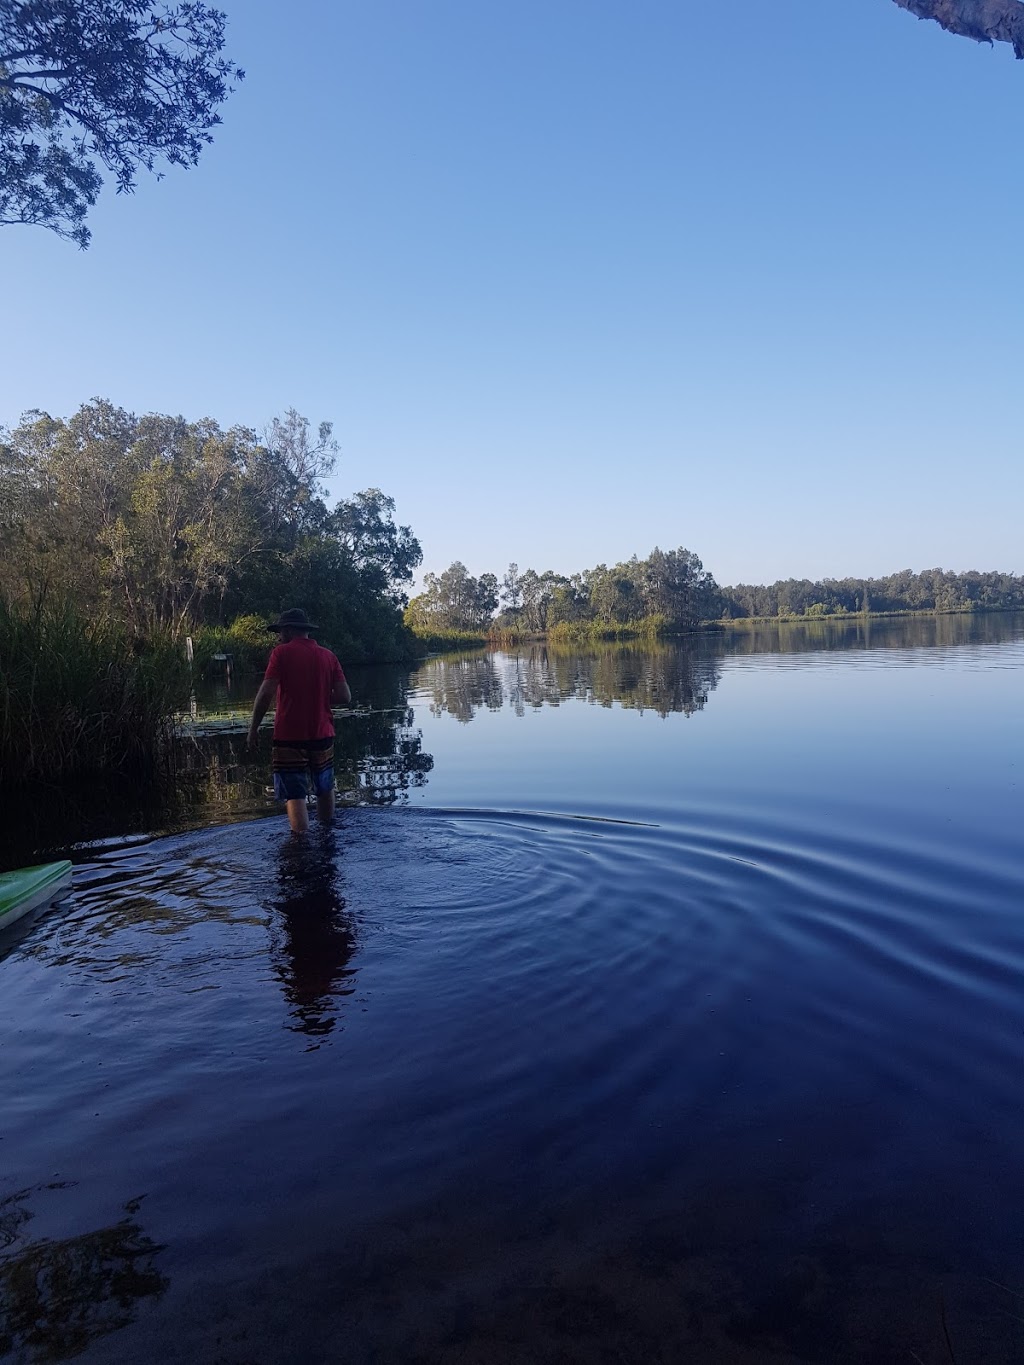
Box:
[0,600,190,783]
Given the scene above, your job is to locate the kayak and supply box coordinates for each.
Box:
[0,860,73,933]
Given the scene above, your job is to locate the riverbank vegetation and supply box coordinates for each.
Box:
[1,400,423,664]
[406,550,719,641]
[720,567,1024,620]
[4,395,1022,798]
[410,627,492,652]
[1,398,425,787]
[406,556,1024,646]
[0,601,190,785]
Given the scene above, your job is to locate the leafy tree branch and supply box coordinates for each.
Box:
[0,0,243,246]
[893,0,1024,57]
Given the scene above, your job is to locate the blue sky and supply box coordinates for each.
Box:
[2,0,1022,588]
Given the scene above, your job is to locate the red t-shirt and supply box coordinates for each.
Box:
[264,637,346,741]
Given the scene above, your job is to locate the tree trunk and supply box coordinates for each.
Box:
[893,0,1024,58]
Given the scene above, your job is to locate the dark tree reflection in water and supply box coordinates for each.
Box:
[0,1191,168,1361]
[419,651,507,722]
[417,641,722,722]
[173,700,434,811]
[349,705,434,804]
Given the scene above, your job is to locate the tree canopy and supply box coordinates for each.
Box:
[0,399,423,660]
[408,549,721,638]
[894,0,1024,58]
[0,0,243,247]
[406,551,1024,640]
[405,562,499,636]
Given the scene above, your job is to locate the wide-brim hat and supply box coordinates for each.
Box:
[268,608,320,633]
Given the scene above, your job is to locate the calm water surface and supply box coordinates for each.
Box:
[2,615,1023,1364]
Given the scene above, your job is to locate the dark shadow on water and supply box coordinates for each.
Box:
[268,832,358,1047]
[0,1188,168,1362]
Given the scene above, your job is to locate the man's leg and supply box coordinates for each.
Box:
[273,742,311,833]
[316,789,335,825]
[286,798,309,834]
[310,740,336,827]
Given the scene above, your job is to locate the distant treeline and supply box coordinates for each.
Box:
[406,555,1024,641]
[406,549,719,641]
[720,568,1024,620]
[1,399,423,663]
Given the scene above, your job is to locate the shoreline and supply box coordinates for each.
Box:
[411,604,1024,653]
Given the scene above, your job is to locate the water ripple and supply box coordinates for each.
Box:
[2,802,1023,1363]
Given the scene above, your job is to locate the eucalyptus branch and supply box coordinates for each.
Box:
[0,0,242,246]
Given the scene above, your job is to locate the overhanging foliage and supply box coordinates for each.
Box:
[893,0,1024,57]
[0,0,243,246]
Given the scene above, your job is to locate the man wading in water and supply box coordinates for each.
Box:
[247,609,352,834]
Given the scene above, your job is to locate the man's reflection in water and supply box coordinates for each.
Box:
[271,832,357,1048]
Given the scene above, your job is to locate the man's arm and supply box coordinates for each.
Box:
[331,671,352,707]
[247,678,278,748]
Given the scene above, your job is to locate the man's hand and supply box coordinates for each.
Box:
[331,672,352,707]
[248,678,278,748]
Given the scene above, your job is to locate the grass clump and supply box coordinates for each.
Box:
[407,627,489,652]
[0,600,190,784]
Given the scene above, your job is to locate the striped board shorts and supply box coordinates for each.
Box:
[271,737,335,801]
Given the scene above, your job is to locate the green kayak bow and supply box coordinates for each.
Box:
[0,861,73,932]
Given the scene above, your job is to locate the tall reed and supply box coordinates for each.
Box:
[407,627,489,652]
[0,601,190,784]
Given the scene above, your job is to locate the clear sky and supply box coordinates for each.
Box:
[2,0,1022,588]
